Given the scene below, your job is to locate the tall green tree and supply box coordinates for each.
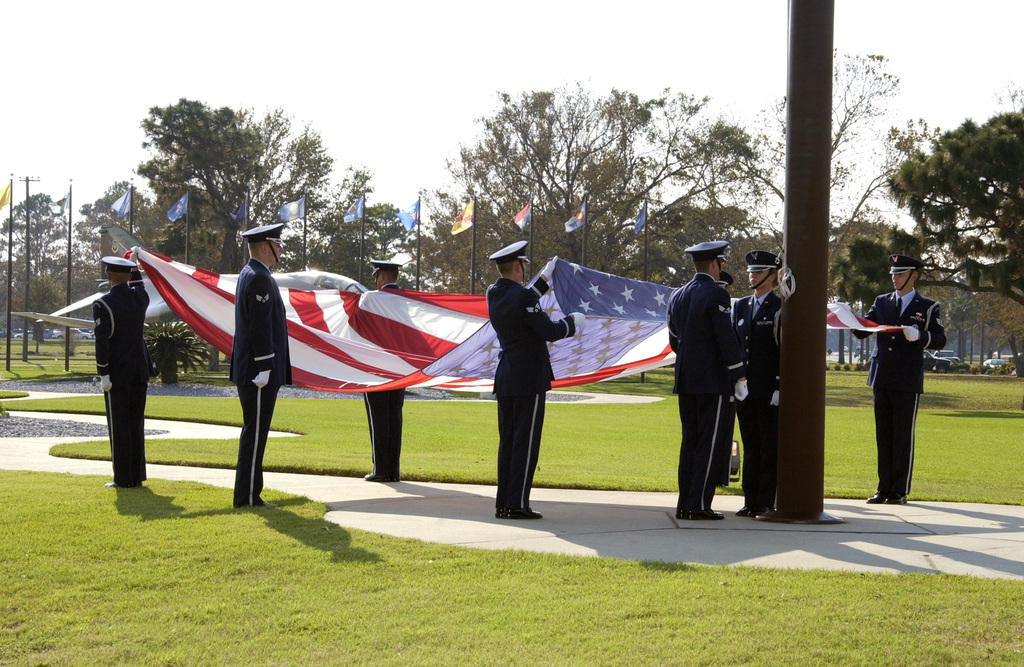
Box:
[138,100,334,274]
[890,110,1024,375]
[422,84,756,292]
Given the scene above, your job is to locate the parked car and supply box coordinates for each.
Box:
[935,350,961,363]
[923,350,953,373]
[983,358,1008,369]
[73,328,95,340]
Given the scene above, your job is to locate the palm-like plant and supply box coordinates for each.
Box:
[144,322,210,384]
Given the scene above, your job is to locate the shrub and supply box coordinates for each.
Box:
[144,322,209,384]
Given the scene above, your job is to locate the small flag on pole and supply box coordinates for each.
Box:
[633,201,647,235]
[111,190,131,219]
[50,192,70,215]
[564,195,586,232]
[343,195,364,223]
[451,200,473,235]
[229,198,246,226]
[279,195,305,222]
[167,192,188,222]
[512,202,531,232]
[397,200,419,231]
[0,184,10,209]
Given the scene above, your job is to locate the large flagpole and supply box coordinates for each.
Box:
[64,181,72,372]
[358,191,366,284]
[470,196,477,295]
[302,192,308,270]
[129,182,135,238]
[759,0,841,525]
[642,197,649,282]
[22,176,38,362]
[415,196,421,291]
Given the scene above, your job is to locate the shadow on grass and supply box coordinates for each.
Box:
[113,486,380,564]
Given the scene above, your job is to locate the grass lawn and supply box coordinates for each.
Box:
[2,470,1022,665]
[6,369,1023,504]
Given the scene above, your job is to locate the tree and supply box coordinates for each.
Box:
[421,84,757,292]
[890,110,1024,397]
[829,234,893,362]
[138,100,334,274]
[740,54,934,262]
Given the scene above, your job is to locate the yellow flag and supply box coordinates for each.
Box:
[0,183,10,209]
[451,200,474,235]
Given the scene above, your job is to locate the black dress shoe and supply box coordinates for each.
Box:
[684,509,724,520]
[675,509,687,520]
[495,509,508,519]
[364,473,398,482]
[749,506,769,516]
[885,495,907,505]
[866,493,886,504]
[506,507,543,519]
[735,507,754,517]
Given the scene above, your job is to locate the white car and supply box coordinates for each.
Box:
[983,358,1008,368]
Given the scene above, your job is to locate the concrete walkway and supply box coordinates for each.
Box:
[2,404,1023,581]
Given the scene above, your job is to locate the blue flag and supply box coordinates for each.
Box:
[279,195,305,222]
[167,192,188,222]
[111,190,130,219]
[343,195,364,223]
[396,200,418,231]
[229,199,246,226]
[633,201,647,234]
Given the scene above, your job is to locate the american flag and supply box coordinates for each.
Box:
[137,250,675,393]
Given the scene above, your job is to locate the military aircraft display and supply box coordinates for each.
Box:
[12,224,368,329]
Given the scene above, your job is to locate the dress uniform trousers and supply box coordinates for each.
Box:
[234,383,280,507]
[496,394,546,512]
[364,388,405,478]
[104,378,148,487]
[736,397,778,509]
[872,387,919,497]
[677,393,733,513]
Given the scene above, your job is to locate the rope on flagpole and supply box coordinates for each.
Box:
[778,249,796,301]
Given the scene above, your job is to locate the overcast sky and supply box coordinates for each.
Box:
[3,1,1021,219]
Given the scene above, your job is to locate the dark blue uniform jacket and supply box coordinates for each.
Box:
[732,291,781,398]
[853,291,946,394]
[94,282,150,384]
[487,276,575,397]
[230,258,292,387]
[667,274,745,395]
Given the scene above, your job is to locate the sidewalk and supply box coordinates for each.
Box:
[2,407,1023,581]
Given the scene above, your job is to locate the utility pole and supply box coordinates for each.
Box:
[21,177,40,362]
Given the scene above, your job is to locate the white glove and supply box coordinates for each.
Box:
[252,370,270,388]
[570,312,585,328]
[770,390,780,406]
[100,375,112,392]
[733,379,749,402]
[129,246,140,265]
[902,325,920,342]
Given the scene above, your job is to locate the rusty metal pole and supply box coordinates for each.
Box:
[759,0,842,524]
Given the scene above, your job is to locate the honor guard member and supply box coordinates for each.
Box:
[231,223,292,508]
[486,241,584,519]
[363,258,407,482]
[94,255,150,488]
[668,240,747,520]
[852,254,945,505]
[732,250,782,517]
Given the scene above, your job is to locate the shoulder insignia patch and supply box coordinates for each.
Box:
[718,304,730,313]
[256,293,269,303]
[526,305,540,313]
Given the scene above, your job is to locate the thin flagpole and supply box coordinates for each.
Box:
[302,192,308,270]
[414,197,421,289]
[129,182,135,237]
[185,186,190,265]
[643,198,649,282]
[358,191,366,285]
[581,193,588,268]
[65,181,73,372]
[528,195,534,268]
[470,196,477,295]
[5,174,13,371]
